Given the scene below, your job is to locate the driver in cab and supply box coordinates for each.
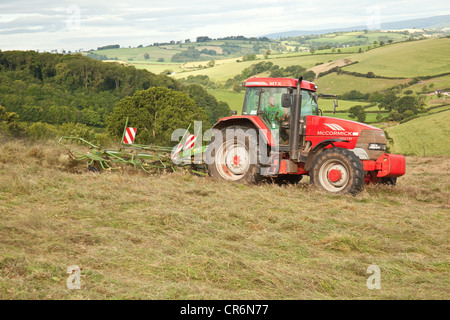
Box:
[263,95,287,130]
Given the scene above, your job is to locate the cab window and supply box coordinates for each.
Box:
[300,90,318,116]
[243,87,290,117]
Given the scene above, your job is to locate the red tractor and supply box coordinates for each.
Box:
[205,77,405,194]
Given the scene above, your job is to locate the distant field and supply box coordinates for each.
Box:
[92,46,185,63]
[343,38,450,77]
[323,112,382,123]
[306,31,409,45]
[406,75,450,93]
[385,110,450,156]
[132,62,184,74]
[173,54,349,83]
[315,73,410,95]
[318,99,372,112]
[209,89,245,113]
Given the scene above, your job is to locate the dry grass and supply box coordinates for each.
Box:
[0,139,448,299]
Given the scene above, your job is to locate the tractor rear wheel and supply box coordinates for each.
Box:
[206,125,264,184]
[310,148,364,195]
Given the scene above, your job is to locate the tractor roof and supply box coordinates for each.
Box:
[244,78,317,91]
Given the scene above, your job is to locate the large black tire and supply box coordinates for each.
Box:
[205,125,264,184]
[310,148,365,195]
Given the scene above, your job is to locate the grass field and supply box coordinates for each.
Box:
[0,140,448,299]
[315,73,411,95]
[323,112,382,123]
[319,99,372,112]
[385,110,450,156]
[173,54,348,83]
[406,75,450,93]
[93,46,185,63]
[342,38,450,78]
[208,89,245,113]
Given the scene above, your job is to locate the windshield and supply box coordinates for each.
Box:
[242,87,318,117]
[300,89,318,116]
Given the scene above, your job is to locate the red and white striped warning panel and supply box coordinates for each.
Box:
[171,143,183,160]
[123,127,137,144]
[184,134,197,150]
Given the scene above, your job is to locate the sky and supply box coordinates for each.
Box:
[0,0,449,52]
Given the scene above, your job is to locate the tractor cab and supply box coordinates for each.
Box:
[242,77,319,146]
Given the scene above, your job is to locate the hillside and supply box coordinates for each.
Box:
[0,140,448,299]
[385,110,450,156]
[342,38,450,77]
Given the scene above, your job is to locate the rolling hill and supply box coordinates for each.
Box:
[385,109,450,156]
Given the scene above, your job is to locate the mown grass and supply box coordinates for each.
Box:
[0,139,448,299]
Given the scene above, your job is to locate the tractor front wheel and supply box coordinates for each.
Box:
[310,148,364,195]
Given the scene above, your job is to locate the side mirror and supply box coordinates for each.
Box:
[281,93,292,108]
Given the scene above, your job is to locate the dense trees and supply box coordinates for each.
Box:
[0,51,231,143]
[97,45,120,50]
[183,84,230,126]
[0,51,179,127]
[348,105,367,122]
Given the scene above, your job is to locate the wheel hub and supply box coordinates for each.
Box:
[328,169,342,182]
[318,160,349,192]
[226,146,248,175]
[215,141,250,180]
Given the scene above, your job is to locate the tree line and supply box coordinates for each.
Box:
[0,51,231,144]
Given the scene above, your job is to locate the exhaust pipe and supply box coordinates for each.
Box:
[290,77,302,161]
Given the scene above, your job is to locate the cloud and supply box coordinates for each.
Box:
[0,0,448,51]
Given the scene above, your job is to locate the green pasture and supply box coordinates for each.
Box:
[315,73,410,95]
[385,110,450,156]
[208,89,245,113]
[343,38,450,77]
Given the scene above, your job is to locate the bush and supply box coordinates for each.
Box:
[348,105,366,123]
[233,84,242,93]
[107,87,208,145]
[27,122,59,140]
[389,110,402,121]
[242,54,257,61]
[59,123,96,142]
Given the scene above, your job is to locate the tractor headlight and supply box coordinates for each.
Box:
[368,143,386,151]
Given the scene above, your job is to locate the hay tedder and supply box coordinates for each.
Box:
[58,117,206,174]
[60,77,406,194]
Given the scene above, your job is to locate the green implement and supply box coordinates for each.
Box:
[58,118,207,174]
